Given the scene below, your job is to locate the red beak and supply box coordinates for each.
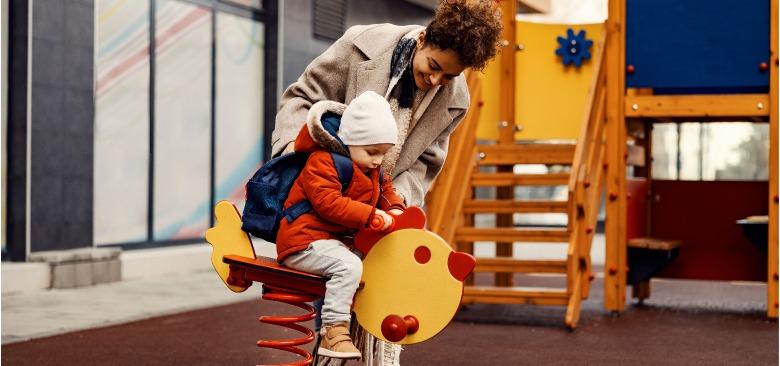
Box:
[448,251,476,282]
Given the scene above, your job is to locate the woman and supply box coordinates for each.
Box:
[271,1,503,364]
[273,0,502,208]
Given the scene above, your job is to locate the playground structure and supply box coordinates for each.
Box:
[203,2,778,364]
[426,0,778,327]
[205,201,476,365]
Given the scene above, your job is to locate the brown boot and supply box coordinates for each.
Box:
[318,322,361,359]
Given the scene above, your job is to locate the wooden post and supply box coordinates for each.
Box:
[605,0,628,312]
[768,0,778,319]
[495,0,517,287]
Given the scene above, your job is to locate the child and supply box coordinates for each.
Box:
[276,91,406,359]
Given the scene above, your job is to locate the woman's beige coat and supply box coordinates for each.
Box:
[271,23,470,206]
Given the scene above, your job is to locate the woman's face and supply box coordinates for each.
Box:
[412,33,466,91]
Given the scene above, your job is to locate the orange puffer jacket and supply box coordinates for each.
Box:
[275,100,405,262]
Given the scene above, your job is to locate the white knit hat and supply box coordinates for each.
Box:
[337,91,398,146]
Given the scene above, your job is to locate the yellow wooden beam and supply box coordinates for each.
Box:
[768,0,778,319]
[471,172,570,186]
[625,94,770,118]
[476,144,575,165]
[605,0,627,312]
[474,258,567,273]
[495,0,519,288]
[498,0,517,143]
[463,286,569,305]
[462,199,568,214]
[454,227,570,243]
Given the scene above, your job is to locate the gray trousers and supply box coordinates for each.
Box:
[283,239,362,325]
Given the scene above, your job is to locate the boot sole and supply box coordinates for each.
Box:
[317,348,361,359]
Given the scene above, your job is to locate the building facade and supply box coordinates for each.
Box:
[2,0,434,261]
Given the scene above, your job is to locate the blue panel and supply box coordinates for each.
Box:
[626,0,770,93]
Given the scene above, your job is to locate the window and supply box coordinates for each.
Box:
[95,0,151,244]
[313,0,346,41]
[215,12,265,213]
[153,1,212,240]
[651,122,769,181]
[94,0,273,246]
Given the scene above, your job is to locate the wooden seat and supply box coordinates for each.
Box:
[628,237,682,251]
[627,237,682,302]
[223,254,327,297]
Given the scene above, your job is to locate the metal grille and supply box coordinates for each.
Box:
[313,0,346,41]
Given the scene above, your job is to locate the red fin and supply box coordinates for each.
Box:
[448,251,476,282]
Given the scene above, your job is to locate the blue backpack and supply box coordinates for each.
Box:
[241,151,354,243]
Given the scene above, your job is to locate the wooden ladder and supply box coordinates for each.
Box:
[427,37,607,329]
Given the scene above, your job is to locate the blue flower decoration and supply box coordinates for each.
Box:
[555,28,593,67]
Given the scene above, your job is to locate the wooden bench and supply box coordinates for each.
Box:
[627,237,682,302]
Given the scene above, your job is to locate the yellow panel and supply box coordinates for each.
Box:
[354,229,464,344]
[475,61,501,140]
[476,21,605,141]
[205,200,256,292]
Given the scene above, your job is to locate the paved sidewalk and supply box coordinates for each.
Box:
[1,269,261,344]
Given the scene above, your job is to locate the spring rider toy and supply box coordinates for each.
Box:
[206,200,476,365]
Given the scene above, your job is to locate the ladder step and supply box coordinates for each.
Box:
[471,172,570,186]
[463,200,568,214]
[474,258,568,273]
[476,144,575,165]
[455,227,570,242]
[463,286,569,305]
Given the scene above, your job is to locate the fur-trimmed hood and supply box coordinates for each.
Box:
[292,100,350,156]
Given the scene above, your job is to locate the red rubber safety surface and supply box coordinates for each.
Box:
[3,276,777,365]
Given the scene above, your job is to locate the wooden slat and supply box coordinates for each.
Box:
[565,269,583,329]
[474,258,568,273]
[476,144,575,165]
[768,0,778,319]
[496,0,518,288]
[454,227,570,243]
[471,172,570,186]
[628,237,681,250]
[624,94,770,117]
[463,286,569,305]
[605,0,628,312]
[462,199,568,214]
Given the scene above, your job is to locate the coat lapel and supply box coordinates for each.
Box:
[352,54,392,102]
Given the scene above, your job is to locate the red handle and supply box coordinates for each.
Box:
[381,314,419,342]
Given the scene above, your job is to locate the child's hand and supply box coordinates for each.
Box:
[374,210,394,231]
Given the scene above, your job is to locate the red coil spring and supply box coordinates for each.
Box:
[258,284,320,366]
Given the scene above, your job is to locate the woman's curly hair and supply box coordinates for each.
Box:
[424,0,503,71]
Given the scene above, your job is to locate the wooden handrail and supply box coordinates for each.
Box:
[566,34,608,308]
[426,70,483,244]
[568,34,608,195]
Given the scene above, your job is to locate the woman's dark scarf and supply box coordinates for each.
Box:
[389,37,417,109]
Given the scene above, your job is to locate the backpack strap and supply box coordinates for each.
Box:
[331,153,354,191]
[284,200,313,223]
[282,153,354,223]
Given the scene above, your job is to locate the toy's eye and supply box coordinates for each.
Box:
[414,246,431,264]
